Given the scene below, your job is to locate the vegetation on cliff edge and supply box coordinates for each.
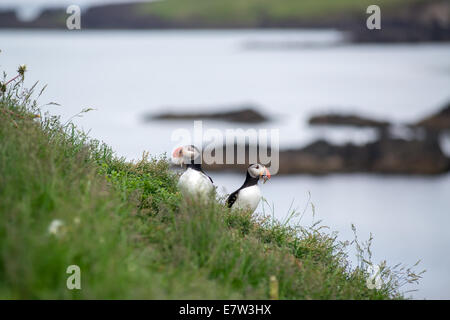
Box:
[0,67,423,299]
[138,0,415,24]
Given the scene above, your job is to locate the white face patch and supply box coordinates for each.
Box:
[183,145,201,163]
[172,154,184,166]
[171,145,201,166]
[248,164,264,179]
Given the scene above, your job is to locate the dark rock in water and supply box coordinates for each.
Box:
[413,102,450,131]
[278,137,449,175]
[203,135,450,175]
[149,107,268,123]
[309,113,390,128]
[368,136,449,174]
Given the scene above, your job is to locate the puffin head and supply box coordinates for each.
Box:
[172,145,201,166]
[247,163,271,183]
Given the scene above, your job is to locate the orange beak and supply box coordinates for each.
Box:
[260,167,271,183]
[172,147,183,158]
[265,168,271,180]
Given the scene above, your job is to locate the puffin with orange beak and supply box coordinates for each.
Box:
[172,145,214,198]
[226,164,271,213]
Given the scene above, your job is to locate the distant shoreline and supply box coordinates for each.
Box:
[0,0,449,42]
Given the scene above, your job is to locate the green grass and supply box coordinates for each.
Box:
[137,0,417,26]
[0,68,422,299]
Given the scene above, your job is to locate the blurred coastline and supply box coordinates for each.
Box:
[1,0,449,42]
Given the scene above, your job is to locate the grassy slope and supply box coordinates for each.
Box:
[138,0,416,24]
[0,75,418,299]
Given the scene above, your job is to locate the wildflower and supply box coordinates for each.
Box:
[17,65,27,77]
[48,219,65,236]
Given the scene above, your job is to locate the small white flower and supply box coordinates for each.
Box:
[48,219,65,236]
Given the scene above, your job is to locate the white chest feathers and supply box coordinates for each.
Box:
[233,185,262,213]
[177,168,214,198]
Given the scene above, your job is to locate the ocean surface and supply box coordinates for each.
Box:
[1,29,449,299]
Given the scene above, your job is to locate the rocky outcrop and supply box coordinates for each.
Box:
[412,102,450,132]
[183,105,450,175]
[148,106,268,123]
[0,11,22,29]
[309,113,390,128]
[278,136,449,175]
[350,0,450,42]
[203,135,450,175]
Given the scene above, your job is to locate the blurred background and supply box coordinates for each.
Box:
[1,0,449,299]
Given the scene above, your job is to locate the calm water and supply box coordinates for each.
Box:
[1,30,449,299]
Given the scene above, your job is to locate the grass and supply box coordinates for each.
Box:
[138,0,418,26]
[0,67,423,299]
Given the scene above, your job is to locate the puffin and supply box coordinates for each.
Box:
[226,164,271,213]
[172,145,214,198]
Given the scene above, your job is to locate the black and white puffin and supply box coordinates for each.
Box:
[226,164,271,213]
[172,145,214,198]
